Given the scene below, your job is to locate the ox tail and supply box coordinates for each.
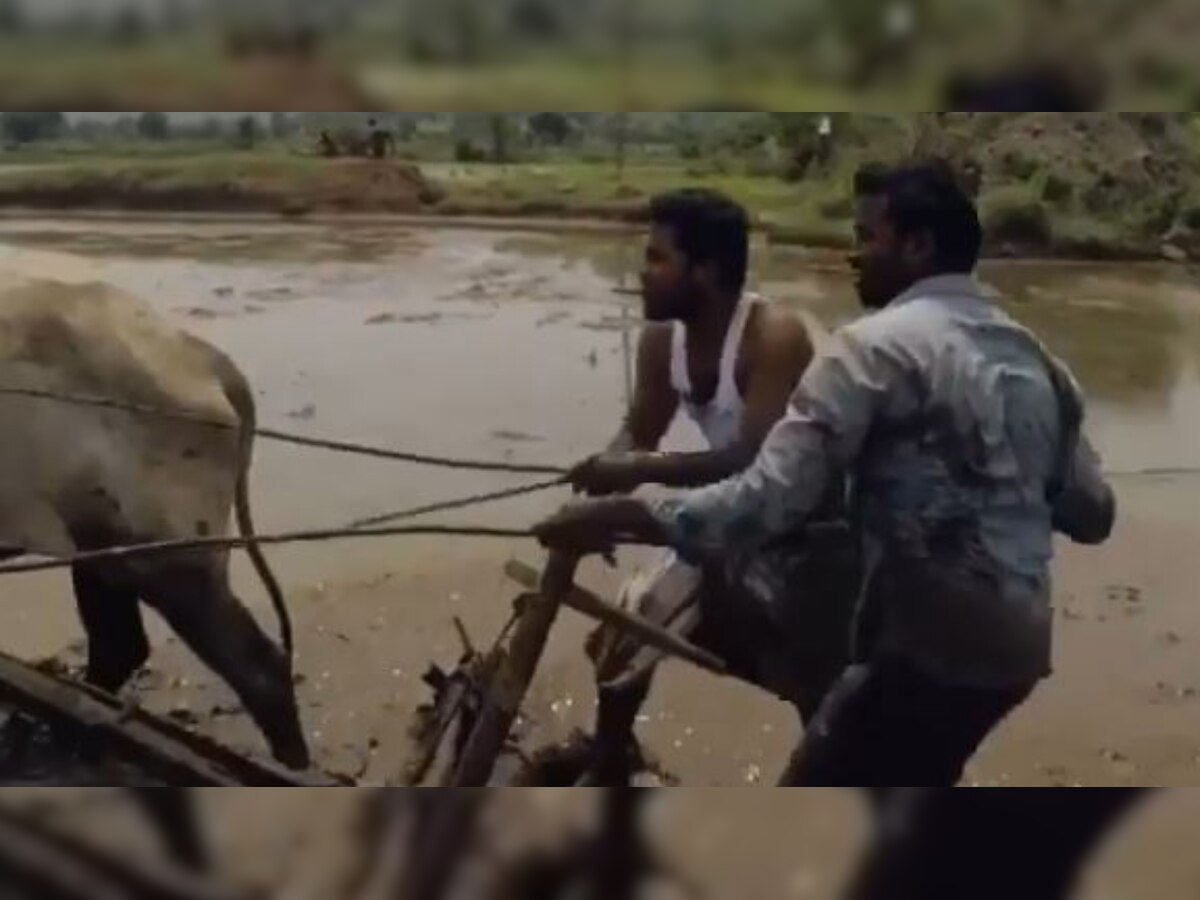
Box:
[215,354,294,669]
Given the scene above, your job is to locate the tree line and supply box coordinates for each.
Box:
[0,112,297,149]
[0,110,855,184]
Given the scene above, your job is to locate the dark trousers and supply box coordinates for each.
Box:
[779,657,1035,787]
[842,788,1149,900]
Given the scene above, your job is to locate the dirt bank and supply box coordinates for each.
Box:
[4,110,1200,263]
[0,159,446,217]
[917,113,1200,260]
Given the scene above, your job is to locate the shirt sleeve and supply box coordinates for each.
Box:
[1044,354,1116,545]
[649,326,899,564]
[1052,430,1116,544]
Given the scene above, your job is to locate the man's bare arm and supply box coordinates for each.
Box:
[605,324,679,454]
[619,313,814,489]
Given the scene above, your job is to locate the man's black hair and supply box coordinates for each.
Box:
[649,188,750,294]
[854,160,983,273]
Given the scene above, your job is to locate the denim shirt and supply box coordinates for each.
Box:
[652,275,1107,689]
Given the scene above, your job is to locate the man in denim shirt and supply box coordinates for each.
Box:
[535,160,1115,786]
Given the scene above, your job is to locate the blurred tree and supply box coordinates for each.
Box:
[528,112,573,146]
[112,115,138,140]
[770,112,818,147]
[452,113,520,162]
[510,0,564,40]
[137,111,171,141]
[161,0,191,32]
[769,113,843,181]
[197,116,226,140]
[112,5,148,45]
[699,0,736,66]
[403,0,500,64]
[235,115,260,149]
[449,0,487,64]
[489,113,517,162]
[672,112,704,159]
[269,112,295,140]
[1,112,66,146]
[70,119,107,142]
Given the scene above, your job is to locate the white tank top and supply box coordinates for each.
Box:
[669,298,759,450]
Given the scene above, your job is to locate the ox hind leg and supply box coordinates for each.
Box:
[71,563,151,694]
[140,557,310,771]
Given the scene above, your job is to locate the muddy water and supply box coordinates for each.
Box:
[0,220,1198,895]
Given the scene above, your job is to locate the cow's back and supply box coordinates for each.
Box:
[0,278,244,558]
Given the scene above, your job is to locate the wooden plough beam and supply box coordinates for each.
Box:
[0,649,337,787]
[438,559,727,789]
[447,555,579,788]
[503,560,727,676]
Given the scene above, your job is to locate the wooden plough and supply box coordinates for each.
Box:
[0,543,724,899]
[0,548,721,785]
[0,649,337,788]
[401,557,726,789]
[376,556,728,900]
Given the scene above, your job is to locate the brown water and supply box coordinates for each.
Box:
[0,219,1198,896]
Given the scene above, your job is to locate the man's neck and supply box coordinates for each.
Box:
[888,272,979,308]
[684,293,741,356]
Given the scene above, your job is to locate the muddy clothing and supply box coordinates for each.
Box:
[591,297,858,719]
[590,501,859,721]
[652,274,1110,692]
[777,656,1032,786]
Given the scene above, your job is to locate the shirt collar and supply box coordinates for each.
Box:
[889,274,984,308]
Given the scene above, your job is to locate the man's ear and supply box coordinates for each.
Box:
[901,231,936,271]
[692,259,721,292]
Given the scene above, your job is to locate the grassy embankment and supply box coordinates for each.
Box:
[1,115,1198,261]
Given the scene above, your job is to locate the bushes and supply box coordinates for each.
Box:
[1041,173,1074,205]
[1136,192,1182,238]
[1181,200,1200,232]
[818,195,854,221]
[998,150,1040,181]
[983,187,1052,247]
[454,140,489,163]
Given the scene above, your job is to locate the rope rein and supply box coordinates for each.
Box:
[0,384,1194,480]
[4,388,1195,487]
[0,386,567,477]
[0,385,1196,579]
[346,478,566,531]
[0,526,539,578]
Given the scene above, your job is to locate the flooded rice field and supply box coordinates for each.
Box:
[0,217,1197,896]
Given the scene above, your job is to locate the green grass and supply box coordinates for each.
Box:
[0,138,302,165]
[421,159,856,246]
[0,153,315,189]
[0,148,1185,260]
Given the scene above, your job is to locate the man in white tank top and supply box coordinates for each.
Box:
[549,189,858,786]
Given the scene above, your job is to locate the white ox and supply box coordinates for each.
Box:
[0,255,307,769]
